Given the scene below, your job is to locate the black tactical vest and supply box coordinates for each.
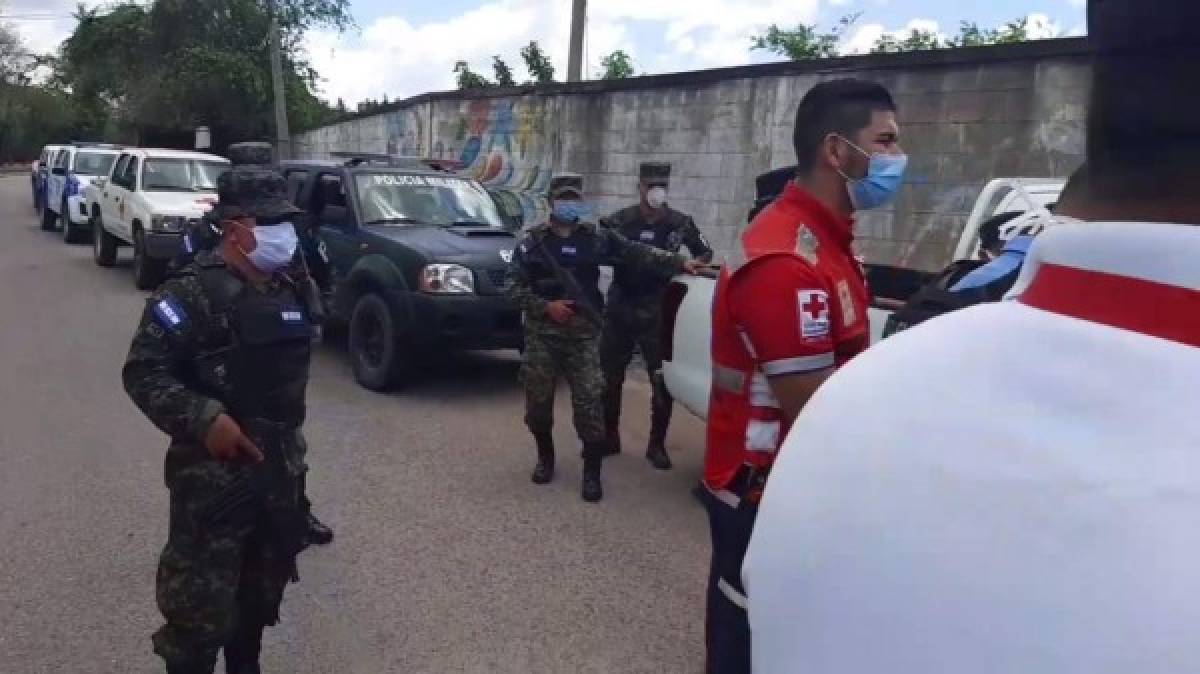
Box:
[198,267,312,427]
[525,228,604,309]
[611,211,683,299]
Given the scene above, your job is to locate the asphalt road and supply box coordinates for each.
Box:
[0,176,711,674]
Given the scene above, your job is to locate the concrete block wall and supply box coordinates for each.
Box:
[295,39,1091,272]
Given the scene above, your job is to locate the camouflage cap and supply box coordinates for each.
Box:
[547,172,584,199]
[227,141,274,166]
[639,162,671,184]
[213,165,303,222]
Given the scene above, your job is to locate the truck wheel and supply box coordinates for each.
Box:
[132,229,167,291]
[40,201,57,232]
[92,212,118,267]
[348,292,408,391]
[62,199,84,244]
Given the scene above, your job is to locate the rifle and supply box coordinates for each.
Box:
[194,419,308,565]
[531,237,605,329]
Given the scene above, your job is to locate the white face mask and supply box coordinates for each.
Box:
[243,222,298,274]
[646,186,668,209]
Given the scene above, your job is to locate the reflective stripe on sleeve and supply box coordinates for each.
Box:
[761,352,835,376]
[718,578,748,610]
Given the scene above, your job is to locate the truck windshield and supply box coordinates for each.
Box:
[75,151,118,176]
[354,173,505,227]
[142,159,227,192]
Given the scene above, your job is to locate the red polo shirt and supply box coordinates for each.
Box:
[704,182,871,491]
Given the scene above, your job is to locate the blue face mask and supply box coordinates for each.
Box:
[836,136,908,211]
[552,200,591,224]
[243,221,298,274]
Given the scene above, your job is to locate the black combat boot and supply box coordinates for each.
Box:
[304,512,334,546]
[581,443,605,502]
[645,440,672,471]
[646,383,673,470]
[166,662,213,674]
[223,623,264,674]
[603,427,622,457]
[531,432,555,484]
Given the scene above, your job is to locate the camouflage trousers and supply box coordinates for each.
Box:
[600,301,674,445]
[520,330,606,445]
[152,437,306,672]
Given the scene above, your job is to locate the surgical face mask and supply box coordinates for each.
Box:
[835,135,908,211]
[551,200,591,225]
[241,221,298,274]
[646,186,668,209]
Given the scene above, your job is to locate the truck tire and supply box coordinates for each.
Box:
[132,228,167,291]
[92,212,118,267]
[62,199,84,244]
[348,292,409,391]
[40,201,57,231]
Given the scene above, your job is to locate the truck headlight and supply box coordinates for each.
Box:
[151,215,187,233]
[420,264,475,294]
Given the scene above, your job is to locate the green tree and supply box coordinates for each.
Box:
[871,27,944,53]
[454,60,492,89]
[597,49,634,80]
[492,55,515,86]
[520,40,555,84]
[750,13,859,60]
[54,0,351,147]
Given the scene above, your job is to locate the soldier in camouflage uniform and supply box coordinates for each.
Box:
[507,173,700,502]
[123,161,323,673]
[171,143,333,548]
[599,162,713,470]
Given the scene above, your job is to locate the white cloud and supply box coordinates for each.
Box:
[306,0,819,104]
[1023,13,1061,40]
[1067,0,1086,7]
[2,0,113,55]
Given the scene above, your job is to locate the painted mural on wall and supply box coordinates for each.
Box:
[383,108,424,157]
[434,97,559,230]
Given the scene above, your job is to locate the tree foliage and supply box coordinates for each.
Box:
[52,0,352,150]
[598,50,634,80]
[454,60,492,90]
[492,55,515,87]
[752,14,1044,60]
[520,40,555,84]
[750,13,860,60]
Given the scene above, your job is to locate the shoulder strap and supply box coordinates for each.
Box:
[197,267,246,317]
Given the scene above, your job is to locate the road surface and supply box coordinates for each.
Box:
[0,176,711,673]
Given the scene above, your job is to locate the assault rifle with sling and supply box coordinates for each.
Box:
[531,238,604,329]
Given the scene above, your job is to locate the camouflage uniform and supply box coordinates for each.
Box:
[123,164,317,674]
[507,173,687,501]
[599,163,713,468]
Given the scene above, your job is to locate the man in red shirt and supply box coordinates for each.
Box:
[702,78,906,673]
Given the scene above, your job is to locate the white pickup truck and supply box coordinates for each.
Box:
[661,176,1065,421]
[43,142,122,244]
[87,147,229,290]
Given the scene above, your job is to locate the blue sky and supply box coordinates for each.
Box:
[8,0,1088,105]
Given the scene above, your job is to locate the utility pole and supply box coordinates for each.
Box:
[567,0,586,82]
[267,0,291,159]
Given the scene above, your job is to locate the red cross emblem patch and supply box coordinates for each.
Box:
[798,289,831,339]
